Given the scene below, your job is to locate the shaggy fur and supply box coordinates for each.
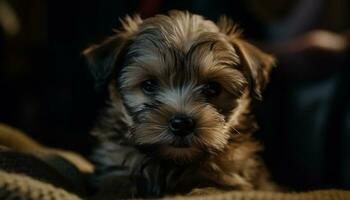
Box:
[84,10,276,198]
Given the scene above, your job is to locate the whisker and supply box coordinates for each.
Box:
[197,127,220,131]
[231,127,241,134]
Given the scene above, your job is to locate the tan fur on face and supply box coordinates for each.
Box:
[85,10,277,198]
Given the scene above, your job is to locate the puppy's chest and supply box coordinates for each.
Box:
[94,143,256,197]
[94,144,204,194]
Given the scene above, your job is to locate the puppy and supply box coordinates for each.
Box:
[84,10,276,198]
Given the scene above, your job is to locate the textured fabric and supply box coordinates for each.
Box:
[1,169,349,200]
[0,149,85,195]
[0,170,81,200]
[164,190,350,200]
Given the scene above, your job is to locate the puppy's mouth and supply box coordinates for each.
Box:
[171,136,193,148]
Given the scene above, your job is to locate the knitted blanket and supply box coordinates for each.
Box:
[165,190,350,200]
[0,123,349,200]
[0,170,81,200]
[1,171,349,200]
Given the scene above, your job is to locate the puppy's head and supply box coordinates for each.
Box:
[84,11,274,163]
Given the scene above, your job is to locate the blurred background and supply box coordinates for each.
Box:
[0,0,349,191]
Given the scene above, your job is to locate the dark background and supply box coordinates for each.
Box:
[0,0,349,191]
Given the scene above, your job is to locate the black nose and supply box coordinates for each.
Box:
[169,115,195,136]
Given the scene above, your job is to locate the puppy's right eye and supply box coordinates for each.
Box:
[202,81,222,97]
[142,79,159,95]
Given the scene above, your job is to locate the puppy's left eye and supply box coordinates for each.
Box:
[142,79,159,95]
[202,81,222,97]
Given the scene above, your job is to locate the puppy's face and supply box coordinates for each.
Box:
[84,11,274,163]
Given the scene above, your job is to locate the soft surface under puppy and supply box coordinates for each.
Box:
[84,10,276,198]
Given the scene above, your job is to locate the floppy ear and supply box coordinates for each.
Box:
[217,16,275,100]
[233,39,275,100]
[83,15,142,90]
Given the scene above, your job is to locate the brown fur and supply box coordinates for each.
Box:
[84,10,276,198]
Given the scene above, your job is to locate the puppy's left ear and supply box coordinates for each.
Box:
[83,15,142,90]
[217,16,275,100]
[233,39,275,100]
[83,35,129,90]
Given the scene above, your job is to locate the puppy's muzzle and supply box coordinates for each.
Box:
[169,114,195,137]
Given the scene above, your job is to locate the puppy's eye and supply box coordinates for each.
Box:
[142,79,159,94]
[203,81,222,97]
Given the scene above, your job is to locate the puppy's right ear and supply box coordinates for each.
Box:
[83,15,142,90]
[218,16,275,100]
